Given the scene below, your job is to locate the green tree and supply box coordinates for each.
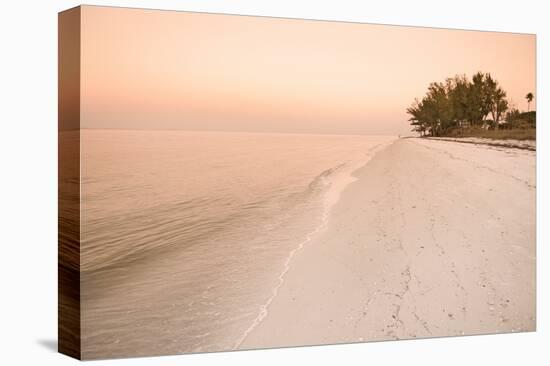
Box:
[448,75,470,127]
[407,72,510,136]
[407,80,456,136]
[489,87,508,126]
[467,72,493,125]
[407,99,427,136]
[525,92,534,112]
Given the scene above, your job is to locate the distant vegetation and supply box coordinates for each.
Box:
[407,72,535,140]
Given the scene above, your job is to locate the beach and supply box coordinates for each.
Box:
[239,137,536,349]
[79,131,396,359]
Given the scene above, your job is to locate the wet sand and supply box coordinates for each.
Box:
[239,137,536,349]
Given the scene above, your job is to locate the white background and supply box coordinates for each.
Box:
[0,0,548,364]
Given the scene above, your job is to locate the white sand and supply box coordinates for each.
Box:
[239,137,536,350]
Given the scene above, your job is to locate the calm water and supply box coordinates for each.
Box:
[80,130,395,358]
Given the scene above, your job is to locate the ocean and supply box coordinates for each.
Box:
[79,129,395,358]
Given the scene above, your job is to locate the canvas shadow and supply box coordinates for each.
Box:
[36,339,58,353]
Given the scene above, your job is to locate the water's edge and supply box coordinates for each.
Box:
[234,139,396,348]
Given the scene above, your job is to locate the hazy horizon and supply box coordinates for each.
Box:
[80,6,536,135]
[78,127,400,137]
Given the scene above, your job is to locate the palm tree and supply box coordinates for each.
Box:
[525,92,534,112]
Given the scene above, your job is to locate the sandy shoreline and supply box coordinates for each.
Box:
[425,136,536,151]
[239,137,536,350]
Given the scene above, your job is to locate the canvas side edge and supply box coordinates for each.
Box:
[58,6,82,360]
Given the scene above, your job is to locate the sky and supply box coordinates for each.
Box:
[80,6,536,136]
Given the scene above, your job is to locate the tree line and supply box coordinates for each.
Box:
[407,72,535,137]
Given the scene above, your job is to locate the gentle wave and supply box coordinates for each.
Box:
[234,141,392,348]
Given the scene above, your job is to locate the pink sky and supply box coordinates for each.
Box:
[80,6,536,135]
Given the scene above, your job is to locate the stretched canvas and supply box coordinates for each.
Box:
[58,5,536,360]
